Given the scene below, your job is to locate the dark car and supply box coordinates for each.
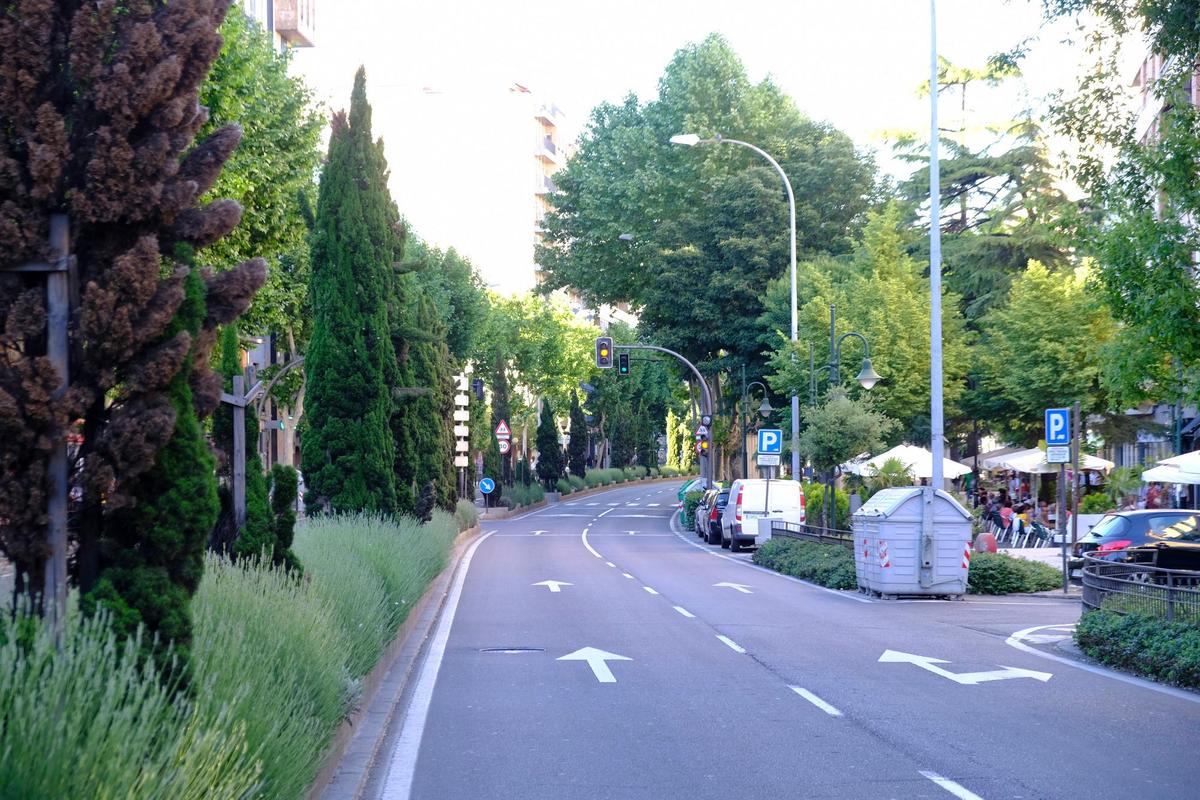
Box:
[1118,511,1200,571]
[701,490,730,545]
[693,489,718,537]
[1071,510,1200,573]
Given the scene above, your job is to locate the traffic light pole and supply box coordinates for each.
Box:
[616,343,714,490]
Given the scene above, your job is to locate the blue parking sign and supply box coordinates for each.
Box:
[1044,408,1070,446]
[757,428,783,454]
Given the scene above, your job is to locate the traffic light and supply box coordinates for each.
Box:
[618,352,630,375]
[699,437,710,458]
[595,336,613,369]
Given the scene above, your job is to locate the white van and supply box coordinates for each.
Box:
[720,479,805,552]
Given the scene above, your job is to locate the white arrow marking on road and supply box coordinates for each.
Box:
[714,582,754,594]
[878,650,1052,685]
[531,530,547,536]
[557,647,631,683]
[531,580,573,593]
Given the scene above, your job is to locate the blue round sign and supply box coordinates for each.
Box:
[479,477,495,495]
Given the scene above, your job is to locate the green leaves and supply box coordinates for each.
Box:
[796,392,897,473]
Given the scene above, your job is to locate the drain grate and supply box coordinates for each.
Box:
[479,647,545,654]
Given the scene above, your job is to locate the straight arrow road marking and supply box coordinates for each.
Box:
[714,582,753,594]
[531,530,547,536]
[557,647,631,683]
[531,580,573,593]
[878,650,1052,685]
[626,530,638,535]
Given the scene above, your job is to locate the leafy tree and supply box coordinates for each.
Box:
[0,1,265,670]
[197,8,322,342]
[537,33,876,369]
[976,260,1114,443]
[303,68,399,515]
[568,392,588,478]
[635,401,661,469]
[410,241,489,362]
[535,400,564,489]
[797,392,897,474]
[609,409,636,468]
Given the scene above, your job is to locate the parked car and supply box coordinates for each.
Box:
[1070,510,1200,574]
[1114,511,1200,572]
[701,489,731,545]
[720,479,805,552]
[694,489,719,536]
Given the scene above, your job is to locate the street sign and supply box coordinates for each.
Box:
[495,419,512,439]
[498,439,511,455]
[479,477,495,494]
[757,428,783,454]
[1045,408,1070,446]
[1046,445,1070,464]
[757,453,781,467]
[454,393,469,406]
[453,424,469,437]
[454,455,469,468]
[700,414,713,427]
[455,440,469,452]
[456,374,469,391]
[694,424,709,438]
[453,409,469,422]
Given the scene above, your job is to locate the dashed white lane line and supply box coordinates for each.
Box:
[605,561,616,568]
[647,503,661,507]
[642,586,659,595]
[716,635,746,654]
[673,606,695,618]
[587,502,599,506]
[790,687,842,717]
[919,771,985,800]
[607,502,620,506]
[622,573,635,580]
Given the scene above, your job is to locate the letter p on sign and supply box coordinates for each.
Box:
[758,428,783,454]
[1045,408,1070,446]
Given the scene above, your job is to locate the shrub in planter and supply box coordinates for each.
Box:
[682,490,705,528]
[556,478,572,495]
[661,466,680,478]
[1076,609,1200,688]
[650,468,660,478]
[568,475,586,492]
[967,552,1061,594]
[1079,492,1113,515]
[584,470,603,488]
[752,539,856,590]
[603,468,624,485]
[454,499,479,531]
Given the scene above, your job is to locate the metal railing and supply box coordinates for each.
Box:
[771,520,855,549]
[1081,553,1200,623]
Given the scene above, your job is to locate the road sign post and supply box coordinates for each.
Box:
[1046,407,1072,594]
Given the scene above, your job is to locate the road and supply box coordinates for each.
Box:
[366,481,1200,800]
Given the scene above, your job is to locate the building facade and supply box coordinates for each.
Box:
[240,0,315,50]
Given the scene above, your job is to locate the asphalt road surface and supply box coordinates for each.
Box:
[366,482,1200,800]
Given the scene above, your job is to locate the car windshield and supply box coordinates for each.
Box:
[1147,513,1200,542]
[1085,515,1130,540]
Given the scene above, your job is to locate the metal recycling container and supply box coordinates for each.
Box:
[852,487,972,597]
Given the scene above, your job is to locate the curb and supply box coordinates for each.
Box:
[310,524,483,800]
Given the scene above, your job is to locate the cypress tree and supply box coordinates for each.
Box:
[489,351,513,486]
[635,402,660,469]
[609,398,636,468]
[568,393,588,478]
[536,400,565,489]
[304,68,400,514]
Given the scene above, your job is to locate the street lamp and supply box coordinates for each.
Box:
[671,132,800,480]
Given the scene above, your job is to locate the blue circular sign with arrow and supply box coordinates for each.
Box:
[479,477,495,494]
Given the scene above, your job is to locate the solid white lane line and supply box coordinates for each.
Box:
[622,573,635,580]
[605,561,616,568]
[1006,624,1200,705]
[790,687,842,717]
[642,586,659,595]
[581,528,602,559]
[919,771,985,800]
[673,606,695,618]
[716,635,746,654]
[380,531,495,800]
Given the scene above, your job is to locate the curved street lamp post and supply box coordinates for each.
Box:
[670,133,800,480]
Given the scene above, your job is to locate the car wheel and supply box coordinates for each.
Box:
[721,533,730,549]
[730,538,741,553]
[707,528,720,545]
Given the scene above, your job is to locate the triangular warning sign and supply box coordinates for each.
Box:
[494,419,512,438]
[694,424,709,438]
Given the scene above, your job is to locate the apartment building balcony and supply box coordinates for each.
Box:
[274,0,316,47]
[536,134,563,164]
[535,175,558,195]
[535,103,563,125]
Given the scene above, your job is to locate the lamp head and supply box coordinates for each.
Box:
[669,133,701,147]
[757,397,773,418]
[856,358,882,390]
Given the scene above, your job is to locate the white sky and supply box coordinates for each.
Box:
[290,0,1134,290]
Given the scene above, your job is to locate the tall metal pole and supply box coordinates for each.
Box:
[929,0,945,490]
[741,363,748,480]
[45,214,70,638]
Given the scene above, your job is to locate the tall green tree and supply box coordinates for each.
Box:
[568,393,588,477]
[535,399,564,489]
[304,68,399,514]
[489,351,513,485]
[197,7,323,342]
[537,33,876,369]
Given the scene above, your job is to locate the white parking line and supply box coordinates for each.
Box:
[716,635,746,654]
[673,606,695,618]
[919,771,985,800]
[642,586,659,595]
[790,687,842,717]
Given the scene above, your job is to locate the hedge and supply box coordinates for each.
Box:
[752,538,856,589]
[1076,609,1200,688]
[0,509,466,799]
[967,552,1061,595]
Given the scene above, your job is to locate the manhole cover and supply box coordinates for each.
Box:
[479,647,545,654]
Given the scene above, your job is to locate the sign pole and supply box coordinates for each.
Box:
[1059,462,1068,594]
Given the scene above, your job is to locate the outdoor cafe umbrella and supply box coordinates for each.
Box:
[997,448,1114,475]
[1157,450,1200,476]
[847,444,972,480]
[1141,462,1200,485]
